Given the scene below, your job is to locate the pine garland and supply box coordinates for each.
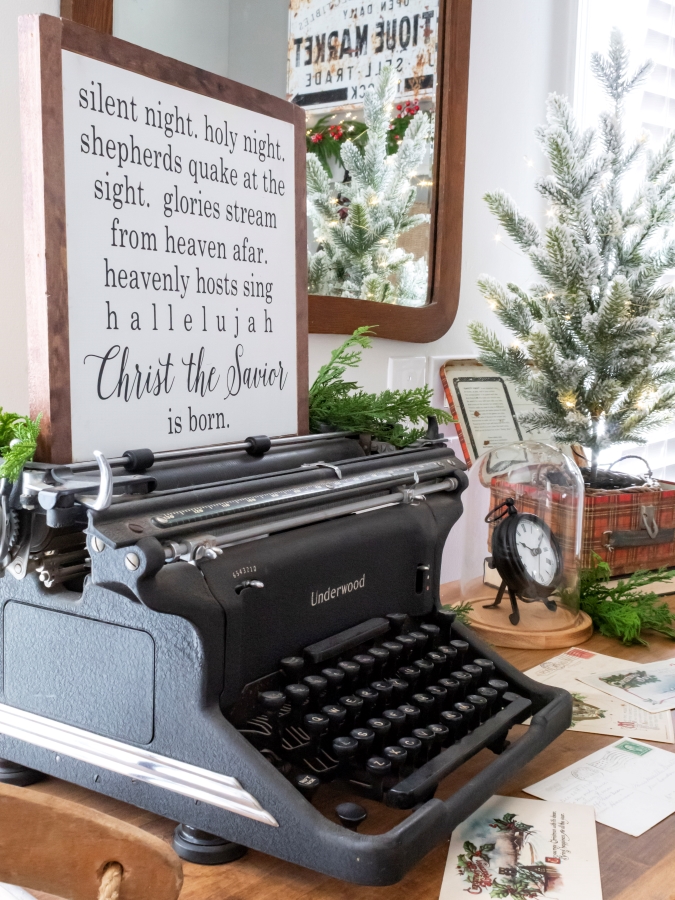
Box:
[469,30,675,480]
[309,326,452,447]
[0,410,41,483]
[579,553,675,645]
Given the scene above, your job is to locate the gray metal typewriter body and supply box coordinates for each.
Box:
[0,430,571,884]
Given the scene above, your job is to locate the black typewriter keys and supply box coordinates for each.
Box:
[437,645,458,674]
[413,658,434,688]
[450,670,472,699]
[332,735,358,774]
[322,703,347,733]
[397,735,422,772]
[473,658,495,684]
[353,653,376,683]
[476,686,498,717]
[435,608,456,638]
[440,709,463,743]
[408,630,429,653]
[426,684,448,715]
[285,683,310,722]
[367,646,390,677]
[394,634,417,662]
[370,680,393,711]
[339,694,364,726]
[411,692,435,725]
[382,708,406,740]
[350,726,375,759]
[488,679,510,706]
[380,641,403,672]
[426,651,446,680]
[438,677,459,705]
[420,623,441,648]
[428,722,449,753]
[466,693,489,724]
[453,701,476,734]
[303,712,330,752]
[303,674,328,703]
[449,639,469,666]
[386,612,408,635]
[366,756,392,800]
[258,690,286,744]
[412,727,435,764]
[356,686,379,717]
[280,656,304,683]
[367,717,392,753]
[295,772,320,803]
[383,744,407,778]
[462,664,483,690]
[398,703,421,729]
[321,667,345,698]
[397,665,420,690]
[337,659,360,689]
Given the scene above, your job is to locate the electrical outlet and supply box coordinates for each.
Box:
[387,356,427,391]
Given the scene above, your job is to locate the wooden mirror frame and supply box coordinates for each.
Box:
[61,0,472,343]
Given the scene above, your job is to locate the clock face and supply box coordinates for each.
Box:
[514,516,559,587]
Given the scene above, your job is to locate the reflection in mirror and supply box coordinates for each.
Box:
[226,1,439,310]
[288,1,438,307]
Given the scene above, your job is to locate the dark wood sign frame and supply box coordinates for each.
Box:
[20,14,308,463]
[61,0,472,344]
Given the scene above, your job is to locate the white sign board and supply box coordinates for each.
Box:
[287,0,439,112]
[20,16,306,464]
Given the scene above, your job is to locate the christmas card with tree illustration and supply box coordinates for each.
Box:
[525,648,674,743]
[439,795,602,900]
[580,658,675,713]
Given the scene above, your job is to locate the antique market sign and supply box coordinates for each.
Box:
[287,0,439,111]
[20,15,307,463]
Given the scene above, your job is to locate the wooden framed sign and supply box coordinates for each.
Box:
[19,15,308,463]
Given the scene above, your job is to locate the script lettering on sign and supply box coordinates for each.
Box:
[60,51,298,461]
[287,0,439,112]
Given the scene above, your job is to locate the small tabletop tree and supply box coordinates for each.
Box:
[306,66,431,306]
[469,30,675,484]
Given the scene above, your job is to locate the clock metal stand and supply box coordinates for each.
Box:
[483,498,562,627]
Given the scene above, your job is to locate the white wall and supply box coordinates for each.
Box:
[0,0,60,416]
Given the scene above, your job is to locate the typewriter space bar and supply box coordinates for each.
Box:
[304,618,390,664]
[385,693,532,809]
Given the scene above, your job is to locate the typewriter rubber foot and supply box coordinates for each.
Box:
[172,824,247,866]
[0,759,42,787]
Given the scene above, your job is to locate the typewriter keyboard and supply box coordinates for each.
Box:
[232,609,533,822]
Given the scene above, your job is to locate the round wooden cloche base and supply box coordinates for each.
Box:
[459,598,593,650]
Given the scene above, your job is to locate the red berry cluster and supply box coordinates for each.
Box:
[395,99,421,118]
[311,132,323,144]
[328,124,344,140]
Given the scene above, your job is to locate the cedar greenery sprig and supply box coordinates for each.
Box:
[579,553,675,645]
[0,410,41,483]
[308,326,452,447]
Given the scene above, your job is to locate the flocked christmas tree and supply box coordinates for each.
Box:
[306,66,431,306]
[469,30,675,483]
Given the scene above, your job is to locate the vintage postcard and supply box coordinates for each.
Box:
[580,658,675,713]
[439,795,602,899]
[525,647,674,743]
[525,738,675,837]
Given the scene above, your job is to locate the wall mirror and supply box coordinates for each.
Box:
[62,0,471,342]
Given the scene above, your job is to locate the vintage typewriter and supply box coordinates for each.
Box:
[0,429,571,885]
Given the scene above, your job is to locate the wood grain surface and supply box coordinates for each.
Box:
[19,598,675,900]
[60,0,113,35]
[308,0,473,342]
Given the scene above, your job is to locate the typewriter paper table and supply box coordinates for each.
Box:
[24,613,675,900]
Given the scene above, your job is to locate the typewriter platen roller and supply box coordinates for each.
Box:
[0,431,572,885]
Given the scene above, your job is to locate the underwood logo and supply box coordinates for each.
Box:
[311,574,365,606]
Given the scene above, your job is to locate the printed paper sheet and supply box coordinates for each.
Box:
[580,657,675,713]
